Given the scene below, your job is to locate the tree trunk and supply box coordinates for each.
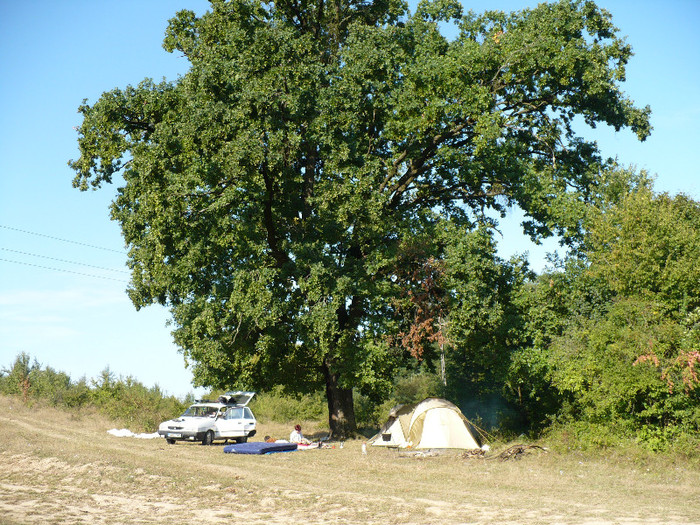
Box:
[322,358,357,439]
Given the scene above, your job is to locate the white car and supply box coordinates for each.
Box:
[158,391,256,445]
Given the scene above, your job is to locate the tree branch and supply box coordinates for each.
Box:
[261,160,291,268]
[386,122,471,208]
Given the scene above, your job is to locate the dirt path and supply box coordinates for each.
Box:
[1,397,699,524]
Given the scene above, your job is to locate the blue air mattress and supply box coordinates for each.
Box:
[223,442,298,454]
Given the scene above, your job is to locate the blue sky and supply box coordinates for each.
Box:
[1,0,698,399]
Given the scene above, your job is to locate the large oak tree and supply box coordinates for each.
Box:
[71,0,650,436]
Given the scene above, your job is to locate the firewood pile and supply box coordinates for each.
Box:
[458,444,548,461]
[396,444,547,460]
[458,448,487,459]
[491,444,548,461]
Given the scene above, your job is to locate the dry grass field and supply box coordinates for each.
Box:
[1,395,699,525]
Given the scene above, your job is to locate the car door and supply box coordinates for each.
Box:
[215,407,248,438]
[241,406,256,435]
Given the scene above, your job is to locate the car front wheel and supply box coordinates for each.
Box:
[202,430,214,446]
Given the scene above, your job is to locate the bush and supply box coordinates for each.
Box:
[89,368,189,431]
[352,390,382,428]
[354,371,445,429]
[248,386,327,424]
[0,354,188,432]
[392,372,443,404]
[0,352,34,399]
[544,421,631,452]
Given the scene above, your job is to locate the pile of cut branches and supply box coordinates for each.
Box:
[491,444,548,461]
[458,448,487,459]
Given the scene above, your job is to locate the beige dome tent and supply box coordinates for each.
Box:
[370,398,482,450]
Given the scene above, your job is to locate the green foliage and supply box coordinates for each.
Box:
[360,369,446,427]
[0,352,33,398]
[545,421,632,452]
[513,184,700,450]
[549,298,681,423]
[0,353,87,407]
[586,187,700,313]
[70,0,650,436]
[441,225,530,396]
[0,354,188,432]
[352,390,385,428]
[89,367,188,431]
[391,371,444,404]
[247,386,327,424]
[505,346,561,431]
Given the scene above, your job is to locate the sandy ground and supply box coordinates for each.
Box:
[1,398,699,524]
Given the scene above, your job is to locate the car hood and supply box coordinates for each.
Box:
[159,417,213,431]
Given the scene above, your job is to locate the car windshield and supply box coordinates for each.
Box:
[182,405,218,418]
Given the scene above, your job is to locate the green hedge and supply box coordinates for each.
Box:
[0,353,189,432]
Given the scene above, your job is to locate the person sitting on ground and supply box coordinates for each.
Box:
[289,424,310,444]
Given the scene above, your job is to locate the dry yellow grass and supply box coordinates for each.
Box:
[1,396,699,524]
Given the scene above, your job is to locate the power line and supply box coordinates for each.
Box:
[0,248,130,274]
[0,224,126,254]
[0,257,130,284]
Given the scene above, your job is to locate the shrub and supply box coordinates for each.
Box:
[0,352,34,399]
[1,354,188,432]
[248,386,327,424]
[544,421,631,452]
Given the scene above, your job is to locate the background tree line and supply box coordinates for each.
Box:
[57,0,698,450]
[5,175,700,452]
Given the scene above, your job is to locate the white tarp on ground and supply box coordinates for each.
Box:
[107,428,161,439]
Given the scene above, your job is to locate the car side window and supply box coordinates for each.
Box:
[243,407,253,420]
[226,407,244,420]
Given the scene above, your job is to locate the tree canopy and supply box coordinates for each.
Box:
[506,181,700,447]
[71,0,650,436]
